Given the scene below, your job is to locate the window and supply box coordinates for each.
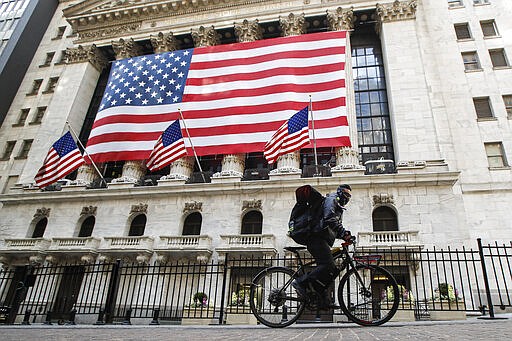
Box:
[13,108,29,126]
[43,77,59,93]
[473,0,489,4]
[480,20,498,37]
[454,23,471,40]
[56,50,67,64]
[372,206,398,232]
[32,218,48,238]
[40,52,55,67]
[448,0,463,7]
[183,212,202,235]
[30,106,46,124]
[489,49,509,68]
[461,52,481,71]
[484,142,508,168]
[1,141,16,160]
[128,214,146,236]
[78,216,95,237]
[503,95,512,119]
[54,26,66,39]
[27,79,43,95]
[15,139,33,159]
[473,97,493,119]
[241,211,263,234]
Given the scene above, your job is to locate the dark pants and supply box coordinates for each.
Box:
[298,235,340,294]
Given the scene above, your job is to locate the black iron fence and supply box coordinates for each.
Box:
[0,238,510,325]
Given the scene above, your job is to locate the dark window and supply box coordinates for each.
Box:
[13,109,29,126]
[448,0,463,7]
[462,51,481,70]
[32,218,48,238]
[128,214,146,236]
[372,206,398,232]
[78,216,95,237]
[454,23,471,40]
[30,106,46,124]
[503,95,512,119]
[1,141,16,160]
[54,26,66,39]
[489,49,508,67]
[473,97,493,119]
[183,212,202,235]
[484,142,508,168]
[43,77,59,93]
[241,211,263,234]
[27,79,43,95]
[480,20,498,37]
[15,139,32,159]
[41,52,55,67]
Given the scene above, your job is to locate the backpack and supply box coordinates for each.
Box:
[287,185,325,245]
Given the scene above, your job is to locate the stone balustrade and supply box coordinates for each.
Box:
[49,237,101,250]
[3,238,51,250]
[357,231,421,248]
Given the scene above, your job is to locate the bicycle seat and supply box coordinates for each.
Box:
[284,246,307,252]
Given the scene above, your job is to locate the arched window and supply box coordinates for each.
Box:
[128,214,146,236]
[32,218,48,238]
[372,206,398,232]
[78,216,95,237]
[241,211,263,234]
[183,212,202,235]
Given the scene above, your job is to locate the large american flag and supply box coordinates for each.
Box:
[85,31,350,163]
[264,107,310,164]
[146,119,187,171]
[34,132,84,188]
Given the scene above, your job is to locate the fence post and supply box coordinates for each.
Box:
[218,255,229,325]
[477,238,495,319]
[150,308,160,325]
[104,259,122,324]
[21,309,31,325]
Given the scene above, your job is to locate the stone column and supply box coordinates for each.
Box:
[109,38,146,186]
[269,13,306,176]
[375,0,442,164]
[327,7,365,175]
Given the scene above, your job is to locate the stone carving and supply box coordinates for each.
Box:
[327,7,355,31]
[65,44,108,71]
[98,0,141,10]
[332,147,364,170]
[34,207,51,219]
[373,193,395,206]
[191,25,220,47]
[184,201,203,212]
[73,164,100,186]
[81,206,98,216]
[112,160,147,184]
[162,156,195,181]
[279,13,306,36]
[214,154,245,178]
[77,23,141,41]
[150,31,179,53]
[270,150,301,174]
[130,203,148,214]
[111,37,142,59]
[376,0,418,23]
[234,19,263,42]
[242,199,262,211]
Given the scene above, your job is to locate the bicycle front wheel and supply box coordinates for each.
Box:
[249,266,306,328]
[338,264,399,326]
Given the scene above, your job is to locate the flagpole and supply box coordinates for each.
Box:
[66,121,107,187]
[177,109,206,183]
[309,95,318,168]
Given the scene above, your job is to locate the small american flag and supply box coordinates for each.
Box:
[34,132,84,188]
[264,106,310,164]
[146,119,187,171]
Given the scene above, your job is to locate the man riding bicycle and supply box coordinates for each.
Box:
[291,184,353,309]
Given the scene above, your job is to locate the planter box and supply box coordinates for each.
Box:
[383,303,416,322]
[428,301,466,321]
[181,307,216,325]
[226,313,257,325]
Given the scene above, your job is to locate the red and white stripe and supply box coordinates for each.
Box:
[264,122,310,164]
[145,137,187,172]
[34,148,84,188]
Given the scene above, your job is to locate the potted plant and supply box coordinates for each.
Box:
[429,283,466,321]
[191,292,208,307]
[381,285,416,322]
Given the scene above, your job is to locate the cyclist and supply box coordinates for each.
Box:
[291,184,353,309]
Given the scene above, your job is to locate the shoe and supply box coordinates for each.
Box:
[317,294,340,310]
[291,280,307,298]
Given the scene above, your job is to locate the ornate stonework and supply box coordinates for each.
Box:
[112,160,147,184]
[271,151,301,174]
[150,31,179,53]
[242,199,262,211]
[34,207,51,219]
[376,0,418,23]
[234,19,263,43]
[279,13,306,36]
[74,164,100,186]
[162,156,194,181]
[191,25,220,47]
[326,7,355,31]
[184,201,202,213]
[65,44,108,71]
[77,23,141,42]
[81,206,98,216]
[214,154,245,178]
[332,147,364,170]
[130,203,148,214]
[111,37,142,59]
[373,193,395,206]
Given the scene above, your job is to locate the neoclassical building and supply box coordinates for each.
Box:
[0,0,511,323]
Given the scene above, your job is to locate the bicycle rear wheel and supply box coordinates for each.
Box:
[338,264,399,326]
[249,266,306,328]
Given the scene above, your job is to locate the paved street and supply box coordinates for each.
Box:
[1,315,511,341]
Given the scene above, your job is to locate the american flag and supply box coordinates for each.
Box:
[85,31,350,163]
[146,119,187,171]
[264,107,310,164]
[34,132,84,188]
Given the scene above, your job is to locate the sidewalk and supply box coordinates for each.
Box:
[1,314,511,341]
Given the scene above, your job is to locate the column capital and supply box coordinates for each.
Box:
[191,25,220,47]
[327,7,356,31]
[279,13,306,37]
[234,19,263,42]
[65,44,108,71]
[111,37,142,60]
[376,0,417,23]
[150,31,179,53]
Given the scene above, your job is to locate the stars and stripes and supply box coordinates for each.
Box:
[146,119,188,171]
[264,107,310,164]
[85,31,350,163]
[34,132,85,188]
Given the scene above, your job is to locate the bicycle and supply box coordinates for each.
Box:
[249,237,400,328]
